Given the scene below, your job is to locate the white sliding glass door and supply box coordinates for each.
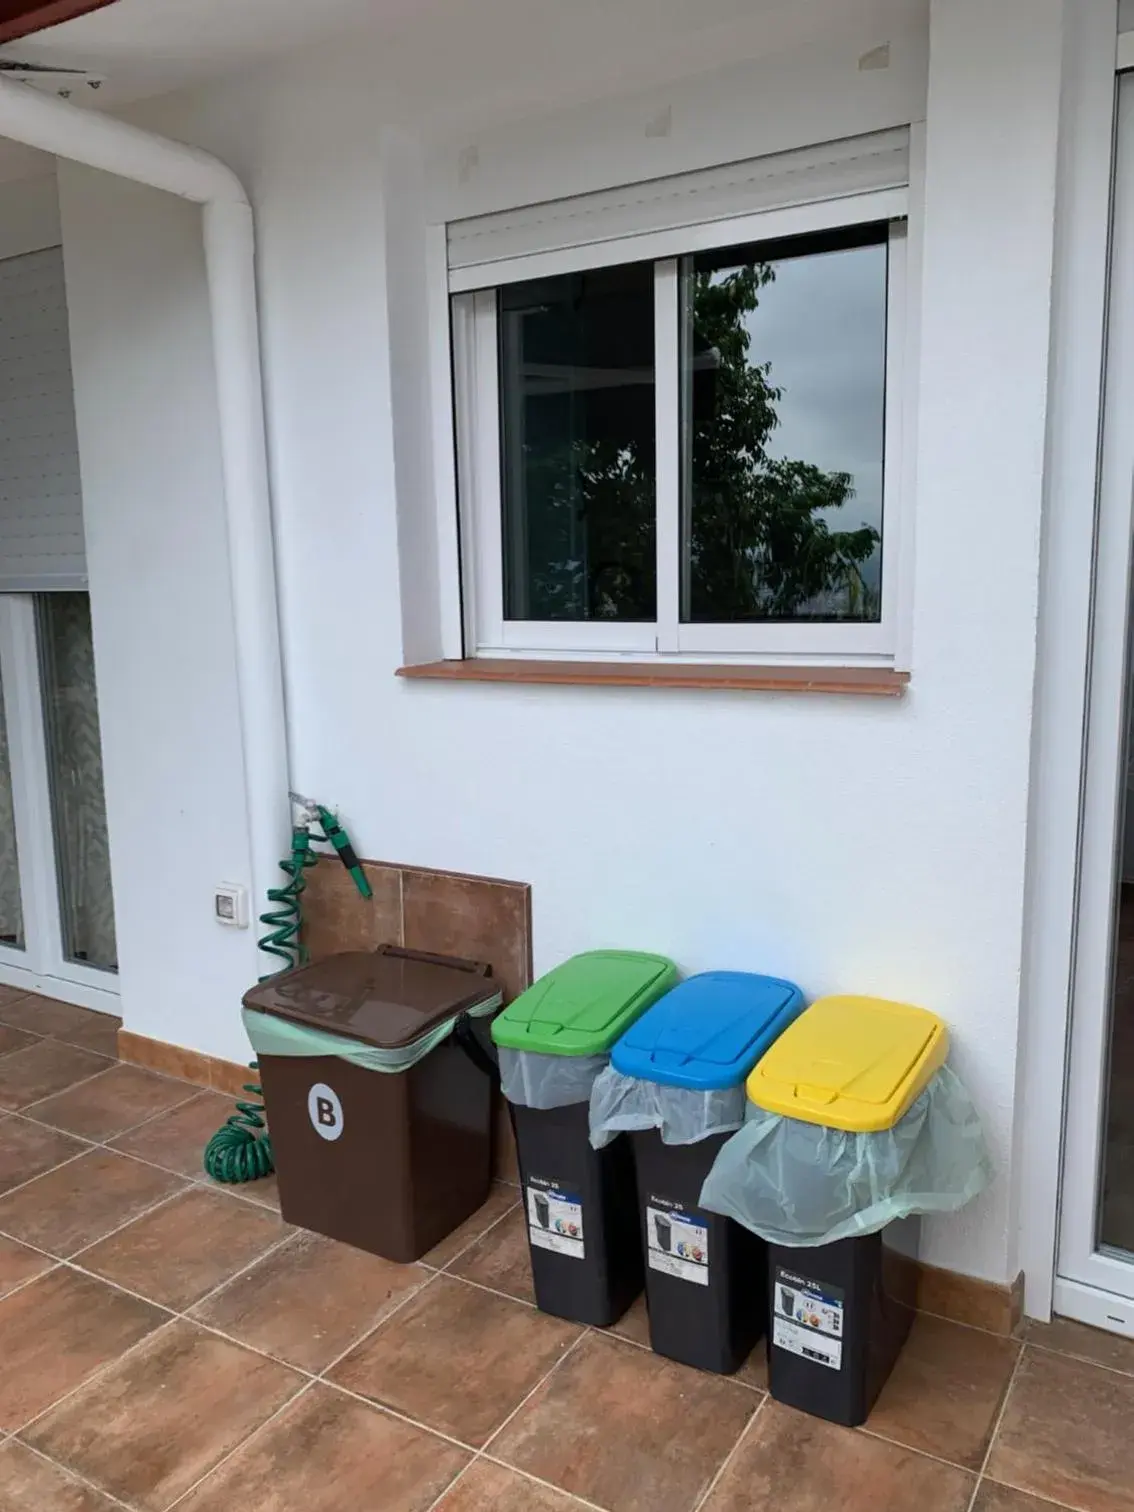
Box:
[0,592,117,1010]
[1057,70,1134,1332]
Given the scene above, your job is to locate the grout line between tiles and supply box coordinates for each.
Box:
[0,1147,96,1212]
[857,1424,988,1475]
[913,1306,1020,1342]
[12,1312,184,1439]
[20,1082,205,1145]
[963,1338,1027,1512]
[691,1390,767,1512]
[0,1258,62,1309]
[418,1327,591,1512]
[441,1269,539,1312]
[0,1054,118,1112]
[477,1457,613,1512]
[163,1378,318,1511]
[432,1193,521,1274]
[4,1107,99,1146]
[315,1268,444,1382]
[175,1229,299,1315]
[11,1438,137,1511]
[320,1376,480,1457]
[972,1472,1098,1512]
[482,1326,589,1455]
[1023,1337,1134,1381]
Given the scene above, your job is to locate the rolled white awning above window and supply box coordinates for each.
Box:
[447,127,910,289]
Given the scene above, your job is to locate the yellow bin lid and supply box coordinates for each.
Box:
[745,995,949,1133]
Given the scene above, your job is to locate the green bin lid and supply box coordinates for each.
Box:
[492,950,678,1056]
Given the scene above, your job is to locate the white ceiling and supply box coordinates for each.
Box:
[0,0,436,104]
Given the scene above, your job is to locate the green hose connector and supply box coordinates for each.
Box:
[203,803,369,1185]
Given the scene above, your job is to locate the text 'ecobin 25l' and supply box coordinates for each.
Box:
[492,950,677,1326]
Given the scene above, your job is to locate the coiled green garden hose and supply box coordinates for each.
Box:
[202,800,371,1184]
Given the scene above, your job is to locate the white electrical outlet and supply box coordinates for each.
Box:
[214,884,249,928]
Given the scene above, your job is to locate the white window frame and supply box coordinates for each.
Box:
[450,183,916,666]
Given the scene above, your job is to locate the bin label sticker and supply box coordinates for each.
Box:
[646,1197,709,1286]
[307,1082,344,1142]
[773,1267,844,1370]
[526,1179,584,1259]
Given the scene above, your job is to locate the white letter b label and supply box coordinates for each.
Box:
[308,1082,344,1141]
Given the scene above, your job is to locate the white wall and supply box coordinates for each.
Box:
[58,165,260,1056]
[54,0,1072,1282]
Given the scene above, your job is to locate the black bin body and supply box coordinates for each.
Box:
[767,1215,920,1426]
[632,1130,766,1374]
[512,1101,643,1327]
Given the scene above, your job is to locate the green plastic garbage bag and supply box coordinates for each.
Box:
[699,1066,992,1247]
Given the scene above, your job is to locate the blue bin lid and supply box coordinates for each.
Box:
[610,971,806,1091]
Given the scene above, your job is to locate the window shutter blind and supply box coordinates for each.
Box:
[0,246,87,592]
[447,127,910,284]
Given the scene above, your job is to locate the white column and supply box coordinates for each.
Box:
[913,0,1066,1282]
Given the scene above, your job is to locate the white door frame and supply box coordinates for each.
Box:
[1052,68,1134,1332]
[0,594,119,1013]
[1014,6,1120,1324]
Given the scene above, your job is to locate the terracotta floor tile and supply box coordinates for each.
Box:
[0,1115,87,1196]
[449,1207,534,1302]
[700,1401,975,1512]
[0,1439,122,1511]
[987,1347,1134,1512]
[0,1042,112,1111]
[0,998,119,1058]
[220,1171,280,1210]
[329,1274,580,1448]
[191,1229,428,1371]
[0,1267,165,1430]
[78,1186,288,1310]
[1026,1316,1134,1377]
[492,1330,757,1512]
[0,1026,37,1059]
[0,987,29,1010]
[0,1235,52,1300]
[424,1183,519,1269]
[24,1319,305,1511]
[603,1294,768,1388]
[867,1315,1021,1469]
[435,1461,587,1511]
[972,1484,1067,1512]
[25,1064,196,1141]
[0,1149,185,1257]
[108,1090,233,1177]
[175,1384,470,1512]
[54,1014,122,1060]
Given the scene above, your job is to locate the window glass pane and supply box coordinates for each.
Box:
[0,666,24,950]
[38,592,117,973]
[499,264,656,621]
[681,224,888,624]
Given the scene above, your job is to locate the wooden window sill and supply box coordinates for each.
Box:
[397,659,909,697]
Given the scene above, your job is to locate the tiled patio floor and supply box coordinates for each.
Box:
[1,990,1134,1511]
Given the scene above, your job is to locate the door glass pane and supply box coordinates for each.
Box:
[1101,651,1134,1255]
[681,224,888,623]
[38,592,117,973]
[498,264,656,621]
[0,665,24,949]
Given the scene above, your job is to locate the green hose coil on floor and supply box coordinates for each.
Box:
[202,803,371,1185]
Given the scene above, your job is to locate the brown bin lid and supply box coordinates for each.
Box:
[242,946,499,1049]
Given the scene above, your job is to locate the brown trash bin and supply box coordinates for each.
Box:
[242,945,503,1263]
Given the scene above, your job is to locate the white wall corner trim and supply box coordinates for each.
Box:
[0,77,289,974]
